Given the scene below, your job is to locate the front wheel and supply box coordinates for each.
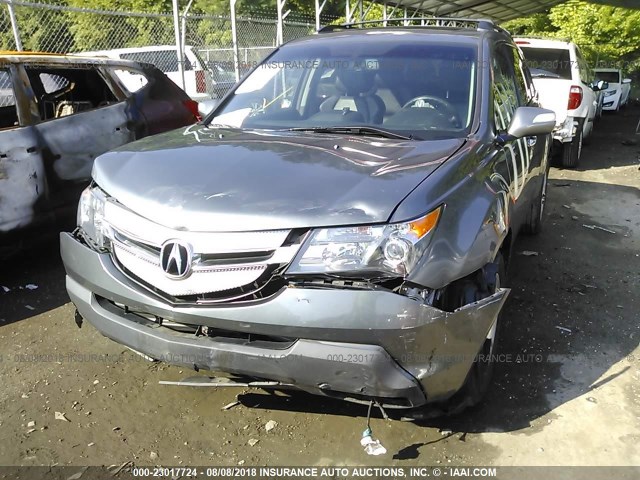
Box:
[455,254,505,407]
[561,127,582,168]
[522,167,548,235]
[431,253,507,416]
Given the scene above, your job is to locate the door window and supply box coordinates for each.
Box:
[492,45,519,131]
[25,66,119,121]
[510,47,535,105]
[492,44,531,199]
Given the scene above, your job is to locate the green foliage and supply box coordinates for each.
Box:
[0,0,329,53]
[503,1,640,75]
[500,13,555,37]
[333,2,414,26]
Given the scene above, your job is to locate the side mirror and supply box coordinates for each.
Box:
[198,98,220,117]
[622,78,632,84]
[593,80,608,91]
[497,107,556,144]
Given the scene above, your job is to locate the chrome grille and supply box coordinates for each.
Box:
[104,201,299,298]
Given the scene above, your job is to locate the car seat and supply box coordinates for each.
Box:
[310,68,386,124]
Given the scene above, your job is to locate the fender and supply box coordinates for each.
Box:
[391,141,513,289]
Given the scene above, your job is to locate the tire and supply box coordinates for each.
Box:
[561,127,582,168]
[521,166,548,235]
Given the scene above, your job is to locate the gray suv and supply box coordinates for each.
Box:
[61,19,555,413]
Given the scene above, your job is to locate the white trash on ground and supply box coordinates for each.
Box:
[360,428,387,456]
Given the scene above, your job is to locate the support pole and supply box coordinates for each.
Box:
[362,2,374,22]
[276,0,286,46]
[315,0,327,32]
[180,0,194,67]
[230,0,240,82]
[7,1,23,51]
[383,2,387,26]
[172,0,186,90]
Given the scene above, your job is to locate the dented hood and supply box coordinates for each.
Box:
[93,125,464,232]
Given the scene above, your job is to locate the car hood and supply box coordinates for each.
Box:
[93,125,464,232]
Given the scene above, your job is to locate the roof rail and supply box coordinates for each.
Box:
[318,17,506,34]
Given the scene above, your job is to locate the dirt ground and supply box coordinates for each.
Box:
[0,108,638,470]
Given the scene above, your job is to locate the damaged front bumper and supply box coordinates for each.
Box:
[61,232,509,409]
[553,116,579,143]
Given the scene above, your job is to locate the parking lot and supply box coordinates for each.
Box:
[0,106,639,468]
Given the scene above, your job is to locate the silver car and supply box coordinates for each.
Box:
[61,19,555,414]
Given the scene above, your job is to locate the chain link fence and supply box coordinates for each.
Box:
[0,0,338,98]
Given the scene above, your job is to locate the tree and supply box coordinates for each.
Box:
[0,2,74,52]
[503,1,640,75]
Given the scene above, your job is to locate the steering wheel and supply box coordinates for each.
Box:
[401,95,461,128]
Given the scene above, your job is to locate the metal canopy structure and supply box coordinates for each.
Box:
[221,0,640,80]
[250,0,640,52]
[357,0,566,23]
[335,0,640,25]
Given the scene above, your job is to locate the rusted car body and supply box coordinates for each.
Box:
[0,52,198,251]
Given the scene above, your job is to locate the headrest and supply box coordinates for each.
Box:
[336,67,376,96]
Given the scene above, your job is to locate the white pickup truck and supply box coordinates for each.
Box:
[594,68,631,112]
[515,38,607,167]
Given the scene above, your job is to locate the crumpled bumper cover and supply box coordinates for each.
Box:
[553,116,579,143]
[61,232,509,408]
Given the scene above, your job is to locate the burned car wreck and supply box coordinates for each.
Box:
[61,19,555,412]
[0,53,198,252]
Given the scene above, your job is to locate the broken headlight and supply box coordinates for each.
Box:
[77,186,111,249]
[287,206,442,276]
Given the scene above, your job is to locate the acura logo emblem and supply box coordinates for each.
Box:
[160,240,192,279]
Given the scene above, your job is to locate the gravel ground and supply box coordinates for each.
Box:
[0,108,638,469]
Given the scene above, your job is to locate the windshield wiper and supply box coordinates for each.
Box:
[288,126,413,140]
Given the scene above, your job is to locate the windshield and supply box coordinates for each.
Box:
[595,70,620,84]
[207,38,478,140]
[519,47,572,80]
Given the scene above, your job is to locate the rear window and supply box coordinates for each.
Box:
[519,47,572,80]
[120,50,195,72]
[595,71,620,84]
[112,68,149,93]
[0,69,18,129]
[0,70,15,108]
